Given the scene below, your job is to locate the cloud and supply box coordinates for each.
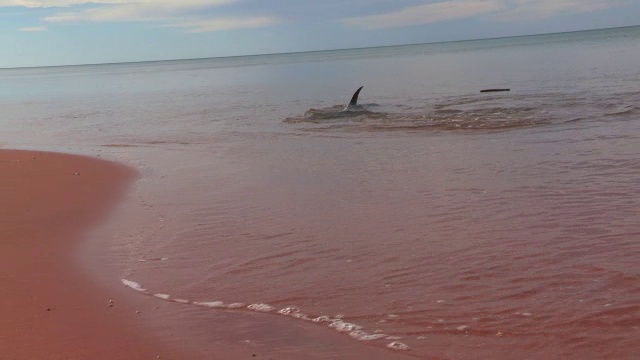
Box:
[0,0,231,8]
[342,0,503,29]
[491,0,630,21]
[166,16,279,33]
[0,0,129,8]
[40,0,240,22]
[2,0,279,32]
[5,0,632,34]
[342,0,632,29]
[18,26,48,31]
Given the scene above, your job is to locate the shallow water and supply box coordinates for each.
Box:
[2,26,640,359]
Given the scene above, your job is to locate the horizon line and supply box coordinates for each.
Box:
[2,24,638,71]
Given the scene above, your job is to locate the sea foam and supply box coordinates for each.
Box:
[120,278,412,351]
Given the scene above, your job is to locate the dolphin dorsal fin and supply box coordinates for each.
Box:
[347,86,364,109]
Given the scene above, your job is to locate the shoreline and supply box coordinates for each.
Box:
[0,149,413,360]
[0,149,182,359]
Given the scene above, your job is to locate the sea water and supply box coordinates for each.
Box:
[1,26,639,359]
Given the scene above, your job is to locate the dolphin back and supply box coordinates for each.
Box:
[347,86,364,109]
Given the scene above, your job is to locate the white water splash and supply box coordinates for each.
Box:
[121,279,147,292]
[387,341,410,350]
[194,301,224,308]
[120,278,411,351]
[247,303,276,312]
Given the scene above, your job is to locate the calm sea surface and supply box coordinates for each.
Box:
[2,26,640,359]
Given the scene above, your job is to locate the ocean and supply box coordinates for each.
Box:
[1,26,639,359]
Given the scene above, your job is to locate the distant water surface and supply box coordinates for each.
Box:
[1,26,639,359]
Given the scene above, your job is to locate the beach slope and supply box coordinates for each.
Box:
[0,150,177,359]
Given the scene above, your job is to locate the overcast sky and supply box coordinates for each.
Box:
[2,0,639,68]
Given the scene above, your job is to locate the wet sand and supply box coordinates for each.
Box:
[0,150,182,359]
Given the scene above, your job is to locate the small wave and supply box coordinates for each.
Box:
[101,144,142,148]
[138,257,169,262]
[145,140,194,145]
[285,103,547,132]
[604,106,636,117]
[284,105,383,123]
[120,278,410,351]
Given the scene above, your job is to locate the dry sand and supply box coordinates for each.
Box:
[0,149,182,359]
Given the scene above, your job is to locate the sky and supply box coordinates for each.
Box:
[1,0,639,68]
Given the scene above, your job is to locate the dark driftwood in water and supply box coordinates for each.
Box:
[480,89,510,93]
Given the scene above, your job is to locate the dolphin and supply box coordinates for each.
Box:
[345,86,364,110]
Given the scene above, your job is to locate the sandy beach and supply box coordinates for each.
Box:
[0,149,416,360]
[0,149,182,359]
[1,26,638,359]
